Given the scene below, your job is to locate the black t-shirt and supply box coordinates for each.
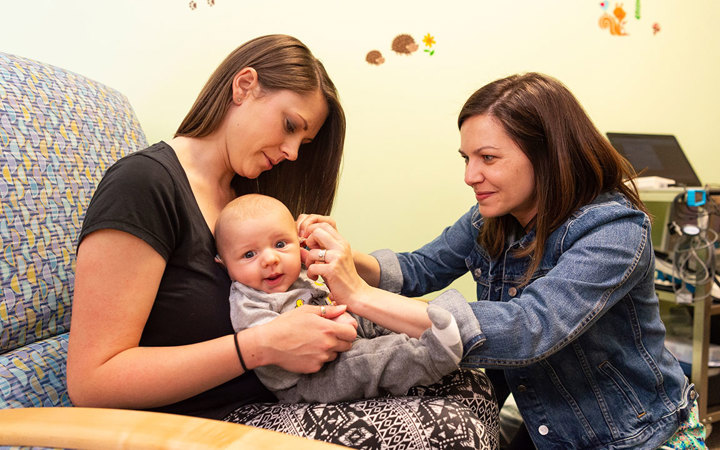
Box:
[79,142,275,419]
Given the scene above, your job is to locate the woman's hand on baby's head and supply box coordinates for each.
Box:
[302,224,369,306]
[299,221,342,270]
[297,214,338,242]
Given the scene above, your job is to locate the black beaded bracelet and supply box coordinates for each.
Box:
[233,332,248,372]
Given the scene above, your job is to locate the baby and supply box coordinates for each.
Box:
[215,193,462,403]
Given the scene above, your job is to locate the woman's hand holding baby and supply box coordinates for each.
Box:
[245,304,357,374]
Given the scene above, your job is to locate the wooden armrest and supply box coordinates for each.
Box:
[0,407,348,449]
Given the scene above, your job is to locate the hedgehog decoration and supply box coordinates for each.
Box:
[365,50,385,65]
[391,34,419,55]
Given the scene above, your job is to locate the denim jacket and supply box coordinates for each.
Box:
[373,191,694,449]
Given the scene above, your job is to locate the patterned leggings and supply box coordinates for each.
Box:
[224,368,499,449]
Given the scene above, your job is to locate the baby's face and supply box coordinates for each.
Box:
[223,208,302,293]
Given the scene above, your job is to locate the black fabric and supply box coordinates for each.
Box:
[79,142,275,419]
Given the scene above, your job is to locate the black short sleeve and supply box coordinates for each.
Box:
[80,146,178,259]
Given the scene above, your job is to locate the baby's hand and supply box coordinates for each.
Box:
[331,312,358,329]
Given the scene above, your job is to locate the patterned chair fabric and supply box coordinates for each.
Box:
[0,52,147,407]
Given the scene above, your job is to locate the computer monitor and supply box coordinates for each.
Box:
[606,132,702,187]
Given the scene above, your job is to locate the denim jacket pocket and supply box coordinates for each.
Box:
[598,360,647,419]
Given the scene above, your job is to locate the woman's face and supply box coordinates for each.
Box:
[226,87,328,179]
[459,114,537,227]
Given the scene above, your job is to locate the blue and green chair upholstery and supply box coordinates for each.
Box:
[0,52,147,408]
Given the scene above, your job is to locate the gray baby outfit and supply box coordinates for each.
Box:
[229,273,461,403]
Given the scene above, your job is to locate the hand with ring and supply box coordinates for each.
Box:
[300,222,370,310]
[319,302,358,328]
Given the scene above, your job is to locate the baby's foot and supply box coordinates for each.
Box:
[427,305,462,363]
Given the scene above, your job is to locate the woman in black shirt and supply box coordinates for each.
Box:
[67,34,498,449]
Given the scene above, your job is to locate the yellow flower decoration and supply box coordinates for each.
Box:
[422,33,436,48]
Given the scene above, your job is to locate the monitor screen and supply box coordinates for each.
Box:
[606,132,702,187]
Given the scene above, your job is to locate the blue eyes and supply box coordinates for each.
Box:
[242,241,288,259]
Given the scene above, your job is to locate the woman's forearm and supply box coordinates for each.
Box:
[68,334,245,409]
[353,250,381,287]
[69,310,356,410]
[302,225,432,338]
[349,285,432,338]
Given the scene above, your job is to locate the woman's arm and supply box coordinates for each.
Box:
[352,251,381,288]
[345,285,432,339]
[298,208,478,296]
[463,205,653,364]
[301,224,432,338]
[67,229,355,409]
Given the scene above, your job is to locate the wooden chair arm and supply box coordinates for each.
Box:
[0,407,348,449]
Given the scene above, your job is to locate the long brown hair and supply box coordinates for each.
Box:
[458,72,646,284]
[176,34,345,217]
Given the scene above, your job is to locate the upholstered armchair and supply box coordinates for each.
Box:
[0,51,146,410]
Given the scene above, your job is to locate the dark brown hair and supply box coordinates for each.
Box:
[176,34,345,217]
[458,72,645,284]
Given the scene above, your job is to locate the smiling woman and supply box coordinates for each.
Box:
[296,72,705,449]
[459,114,536,228]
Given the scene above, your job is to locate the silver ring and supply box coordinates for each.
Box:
[320,305,326,317]
[318,249,327,263]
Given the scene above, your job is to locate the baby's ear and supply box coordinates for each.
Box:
[299,247,310,269]
[214,254,225,267]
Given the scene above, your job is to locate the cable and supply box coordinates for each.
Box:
[671,227,717,302]
[660,187,720,302]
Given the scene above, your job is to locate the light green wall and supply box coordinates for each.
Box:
[3,0,719,299]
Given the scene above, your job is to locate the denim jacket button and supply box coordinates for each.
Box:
[690,390,697,400]
[517,384,527,392]
[473,268,482,278]
[538,425,549,435]
[508,287,518,296]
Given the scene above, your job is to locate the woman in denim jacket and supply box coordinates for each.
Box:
[299,73,705,449]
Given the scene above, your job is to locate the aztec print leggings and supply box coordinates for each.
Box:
[224,368,499,450]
